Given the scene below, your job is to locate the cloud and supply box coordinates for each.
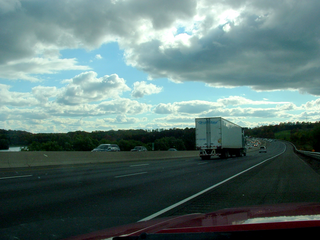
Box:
[0,0,195,81]
[131,81,162,98]
[153,96,302,120]
[97,98,151,115]
[122,1,320,96]
[57,71,131,105]
[0,0,21,14]
[115,114,140,124]
[302,99,320,110]
[154,103,177,114]
[32,86,59,103]
[0,57,90,81]
[154,100,222,114]
[2,0,320,94]
[218,96,290,106]
[0,84,37,107]
[95,54,103,59]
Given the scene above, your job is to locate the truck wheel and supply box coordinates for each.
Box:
[201,156,211,160]
[236,150,241,157]
[221,150,229,159]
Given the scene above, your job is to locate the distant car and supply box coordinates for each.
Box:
[168,148,177,151]
[131,146,147,152]
[92,144,120,152]
[259,146,267,153]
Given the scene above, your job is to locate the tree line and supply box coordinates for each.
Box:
[0,128,195,151]
[245,121,320,151]
[1,121,319,151]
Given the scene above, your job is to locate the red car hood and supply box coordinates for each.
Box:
[65,202,320,240]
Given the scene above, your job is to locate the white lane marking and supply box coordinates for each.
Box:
[197,162,208,165]
[115,172,148,178]
[139,143,287,222]
[0,174,33,180]
[130,164,149,167]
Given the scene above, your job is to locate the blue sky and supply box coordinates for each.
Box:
[1,0,320,133]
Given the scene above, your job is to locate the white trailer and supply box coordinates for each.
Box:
[195,117,246,160]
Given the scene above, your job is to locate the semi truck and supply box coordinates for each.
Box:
[195,117,246,160]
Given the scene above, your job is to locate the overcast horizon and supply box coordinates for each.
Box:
[1,0,320,133]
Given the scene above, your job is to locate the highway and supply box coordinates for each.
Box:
[1,141,320,239]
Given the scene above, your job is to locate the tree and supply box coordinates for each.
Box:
[154,137,186,150]
[73,135,98,151]
[0,139,9,150]
[312,126,320,152]
[117,139,145,151]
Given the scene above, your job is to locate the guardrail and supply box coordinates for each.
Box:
[295,150,320,160]
[290,141,320,160]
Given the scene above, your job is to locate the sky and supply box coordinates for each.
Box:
[1,0,320,133]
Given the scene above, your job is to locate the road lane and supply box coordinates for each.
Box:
[114,172,148,178]
[1,141,311,240]
[140,143,286,221]
[161,142,320,217]
[0,174,33,180]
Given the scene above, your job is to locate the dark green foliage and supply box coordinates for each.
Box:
[154,137,186,150]
[72,135,99,151]
[313,126,320,152]
[117,139,145,151]
[0,128,195,151]
[3,121,319,152]
[28,141,63,151]
[0,138,9,150]
[246,121,320,151]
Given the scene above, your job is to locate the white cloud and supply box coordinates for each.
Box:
[97,98,151,115]
[0,57,90,81]
[2,0,320,94]
[57,71,131,105]
[154,103,177,114]
[2,0,320,132]
[115,114,140,124]
[0,84,37,107]
[95,54,103,59]
[131,81,162,98]
[302,99,320,110]
[153,96,306,121]
[218,96,290,106]
[154,100,222,114]
[32,86,59,103]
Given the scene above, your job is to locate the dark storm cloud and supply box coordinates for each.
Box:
[125,0,320,95]
[2,0,320,95]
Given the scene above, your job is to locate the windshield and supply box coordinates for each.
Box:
[1,1,320,240]
[96,145,110,149]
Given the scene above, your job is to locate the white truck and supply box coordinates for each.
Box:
[195,117,246,160]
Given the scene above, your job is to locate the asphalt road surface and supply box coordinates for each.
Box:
[1,141,320,239]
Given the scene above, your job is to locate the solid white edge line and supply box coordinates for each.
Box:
[115,172,148,178]
[138,143,287,222]
[0,174,33,180]
[130,164,149,167]
[197,162,208,165]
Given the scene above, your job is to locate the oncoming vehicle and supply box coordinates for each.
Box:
[131,146,147,152]
[168,148,177,151]
[259,146,267,153]
[91,144,120,152]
